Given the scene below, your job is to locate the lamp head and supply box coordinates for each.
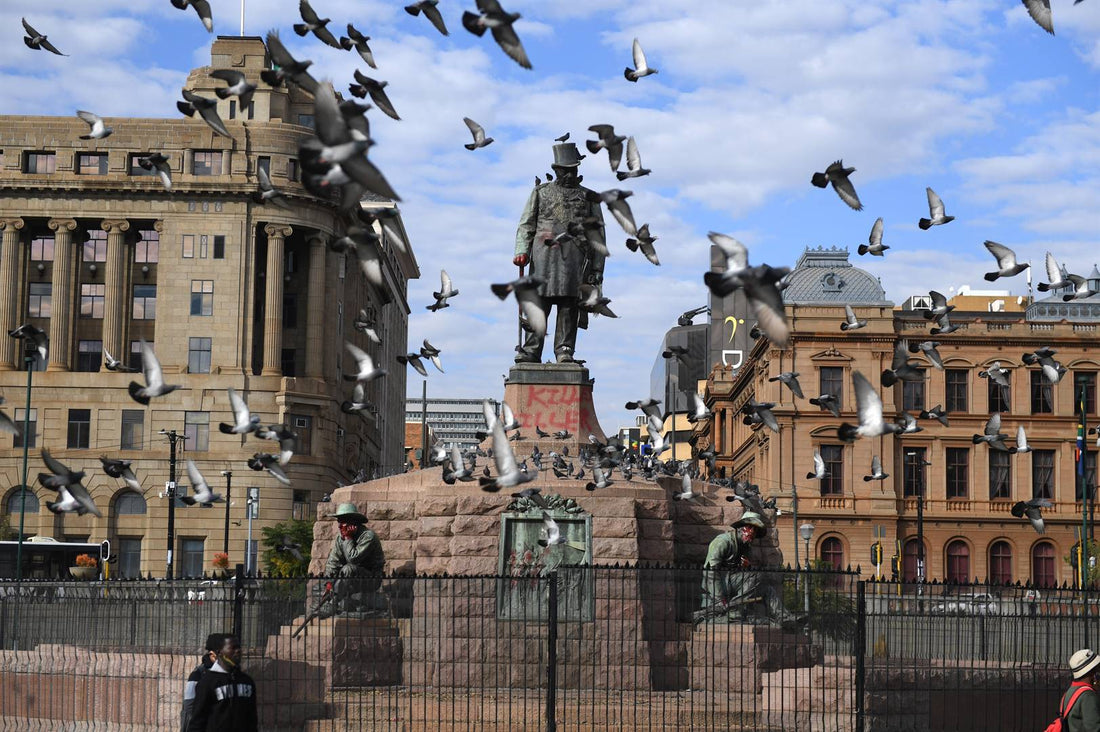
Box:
[799,522,815,541]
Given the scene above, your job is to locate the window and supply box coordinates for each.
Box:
[80,284,105,318]
[128,153,158,176]
[292,490,309,521]
[115,492,146,515]
[118,538,142,579]
[199,234,208,259]
[185,411,210,451]
[190,280,213,316]
[76,340,102,372]
[945,447,969,499]
[288,158,299,182]
[179,538,205,579]
[903,539,923,582]
[30,235,54,262]
[989,541,1012,584]
[76,153,108,175]
[136,229,160,263]
[213,235,225,259]
[121,409,144,450]
[6,489,38,514]
[67,409,91,449]
[945,369,968,413]
[902,371,925,412]
[338,254,346,280]
[133,284,157,320]
[258,156,270,177]
[903,449,927,498]
[945,541,970,584]
[988,372,1011,413]
[228,100,237,119]
[819,366,843,404]
[819,444,843,496]
[13,409,36,449]
[281,348,297,377]
[1075,372,1097,416]
[192,150,223,176]
[297,114,314,128]
[1030,370,1053,414]
[290,415,310,456]
[820,536,844,571]
[83,230,108,262]
[1032,450,1055,500]
[283,293,298,327]
[182,234,195,258]
[24,151,56,174]
[188,337,212,374]
[1032,542,1057,588]
[989,451,1012,500]
[28,283,51,318]
[129,340,145,372]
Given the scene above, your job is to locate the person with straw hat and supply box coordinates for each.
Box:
[699,511,796,625]
[1061,649,1100,731]
[319,502,386,617]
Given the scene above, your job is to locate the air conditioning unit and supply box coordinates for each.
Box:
[336,427,345,437]
[294,417,309,428]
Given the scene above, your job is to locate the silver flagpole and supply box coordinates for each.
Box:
[240,0,245,36]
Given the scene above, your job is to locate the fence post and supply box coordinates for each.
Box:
[546,570,558,732]
[233,563,245,641]
[855,580,866,732]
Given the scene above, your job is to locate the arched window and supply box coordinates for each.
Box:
[114,492,147,515]
[903,539,924,582]
[820,537,844,571]
[1032,542,1057,588]
[6,488,38,514]
[989,541,1013,584]
[946,541,970,583]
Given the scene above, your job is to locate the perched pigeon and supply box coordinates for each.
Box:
[210,69,256,110]
[811,160,862,211]
[22,18,67,55]
[349,70,400,120]
[180,459,223,505]
[8,323,48,364]
[863,455,889,482]
[972,413,1016,453]
[428,269,459,311]
[263,31,319,95]
[491,276,547,338]
[769,372,804,399]
[248,452,291,485]
[587,125,626,172]
[462,0,532,70]
[919,405,949,427]
[345,342,387,383]
[809,393,841,418]
[625,224,659,265]
[294,0,342,48]
[624,38,657,81]
[616,136,651,180]
[219,388,260,435]
[76,111,112,140]
[128,341,182,405]
[838,371,901,442]
[881,340,926,387]
[918,187,954,230]
[479,418,535,492]
[841,304,866,331]
[177,90,232,139]
[858,218,887,256]
[340,24,377,68]
[138,152,173,191]
[1012,496,1053,534]
[406,1,449,35]
[169,0,213,32]
[806,449,828,480]
[101,457,141,492]
[983,240,1030,281]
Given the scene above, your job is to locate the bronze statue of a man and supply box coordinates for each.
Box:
[321,502,386,616]
[512,142,607,364]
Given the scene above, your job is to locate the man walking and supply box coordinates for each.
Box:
[186,634,258,732]
[180,633,227,732]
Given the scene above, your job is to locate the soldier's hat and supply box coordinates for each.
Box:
[551,142,585,168]
[332,502,368,524]
[732,511,766,529]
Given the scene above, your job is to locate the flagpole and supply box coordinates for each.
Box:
[240,0,245,36]
[1079,385,1089,589]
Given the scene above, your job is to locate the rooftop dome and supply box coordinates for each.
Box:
[781,246,892,306]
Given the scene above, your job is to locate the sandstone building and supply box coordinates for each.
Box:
[0,37,418,577]
[702,246,1099,587]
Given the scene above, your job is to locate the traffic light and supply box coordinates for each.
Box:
[890,555,900,577]
[871,542,883,567]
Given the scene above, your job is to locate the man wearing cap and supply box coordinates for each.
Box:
[512,141,607,364]
[700,511,792,624]
[1062,649,1100,730]
[322,503,386,616]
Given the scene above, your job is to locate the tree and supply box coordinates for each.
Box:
[1065,539,1100,587]
[260,518,313,578]
[0,514,17,541]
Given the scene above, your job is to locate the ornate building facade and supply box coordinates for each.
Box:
[0,37,418,577]
[702,246,1100,587]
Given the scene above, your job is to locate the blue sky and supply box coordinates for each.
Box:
[2,0,1099,431]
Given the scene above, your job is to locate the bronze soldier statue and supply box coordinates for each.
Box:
[512,142,607,364]
[322,503,386,617]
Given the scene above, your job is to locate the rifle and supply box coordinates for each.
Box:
[292,584,336,640]
[692,595,763,626]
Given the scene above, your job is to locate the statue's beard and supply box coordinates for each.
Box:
[554,169,581,187]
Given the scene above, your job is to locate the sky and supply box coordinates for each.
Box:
[2,0,1099,432]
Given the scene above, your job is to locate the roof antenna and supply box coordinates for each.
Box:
[240,0,245,36]
[1026,259,1033,303]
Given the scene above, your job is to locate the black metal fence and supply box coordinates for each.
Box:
[0,568,1094,730]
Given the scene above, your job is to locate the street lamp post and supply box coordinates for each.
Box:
[13,338,36,582]
[221,470,232,555]
[160,429,186,579]
[246,487,259,576]
[799,523,815,612]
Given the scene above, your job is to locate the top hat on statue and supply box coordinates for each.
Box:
[551,142,585,168]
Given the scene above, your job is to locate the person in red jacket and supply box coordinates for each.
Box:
[1062,648,1100,731]
[186,635,257,732]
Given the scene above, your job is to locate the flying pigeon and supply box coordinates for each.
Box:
[908,340,944,370]
[983,240,1030,281]
[736,265,792,347]
[462,0,532,70]
[420,340,445,373]
[972,413,1016,453]
[978,361,1011,387]
[180,459,224,505]
[919,405,949,427]
[22,18,67,55]
[353,310,381,342]
[177,90,232,138]
[294,0,342,48]
[838,371,901,442]
[616,137,651,180]
[704,232,749,296]
[624,38,657,81]
[100,457,141,492]
[881,340,926,387]
[1021,0,1054,34]
[811,160,862,211]
[219,388,260,435]
[76,111,112,140]
[923,290,954,321]
[128,341,182,405]
[929,311,960,336]
[742,400,779,434]
[687,392,712,423]
[585,465,614,491]
[1015,424,1032,454]
[210,70,255,110]
[443,445,474,484]
[538,515,568,548]
[253,167,291,209]
[340,381,373,416]
[672,472,695,501]
[406,1,449,35]
[1012,496,1053,534]
[809,393,841,418]
[262,31,319,95]
[349,70,400,120]
[918,187,954,230]
[8,323,48,364]
[806,449,828,480]
[345,342,387,383]
[896,412,923,435]
[479,417,535,492]
[0,400,18,436]
[275,536,304,561]
[863,455,889,482]
[427,269,459,311]
[1022,347,1066,384]
[255,424,298,465]
[311,82,400,201]
[769,372,804,399]
[625,224,659,265]
[39,450,100,517]
[491,276,547,338]
[578,284,618,318]
[138,152,173,190]
[397,352,429,377]
[340,24,377,68]
[858,218,887,256]
[169,0,213,32]
[248,452,291,485]
[587,125,626,173]
[462,117,494,150]
[841,304,867,331]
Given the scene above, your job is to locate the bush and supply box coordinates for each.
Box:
[261,519,313,578]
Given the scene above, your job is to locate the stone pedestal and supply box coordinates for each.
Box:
[267,616,403,688]
[688,624,822,694]
[503,362,606,455]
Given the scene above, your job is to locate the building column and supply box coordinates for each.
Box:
[100,218,131,364]
[47,218,79,372]
[0,217,25,370]
[262,224,292,376]
[305,232,327,379]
